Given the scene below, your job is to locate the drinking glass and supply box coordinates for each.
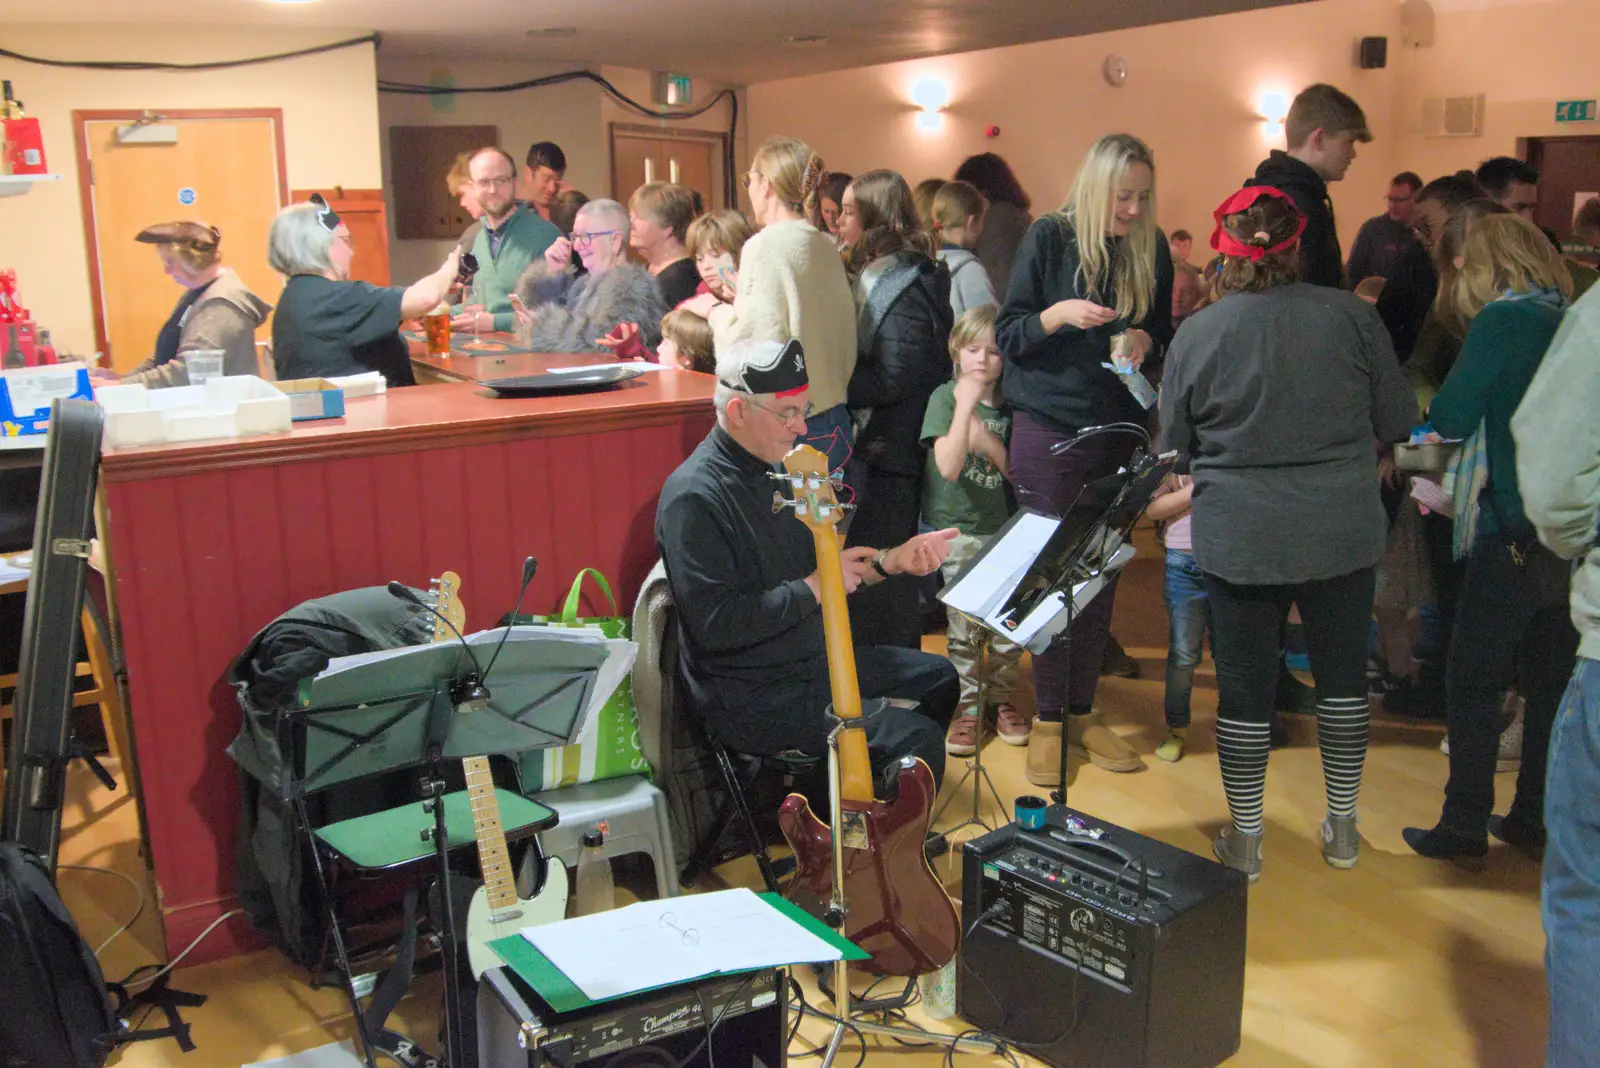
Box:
[185,350,225,384]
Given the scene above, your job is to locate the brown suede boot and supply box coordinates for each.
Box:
[1025,719,1063,786]
[1067,710,1145,773]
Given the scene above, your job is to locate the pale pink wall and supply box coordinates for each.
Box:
[1394,0,1600,183]
[747,0,1405,254]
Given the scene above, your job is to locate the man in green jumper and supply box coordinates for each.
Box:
[452,147,559,334]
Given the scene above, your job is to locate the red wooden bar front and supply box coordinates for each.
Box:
[100,374,716,963]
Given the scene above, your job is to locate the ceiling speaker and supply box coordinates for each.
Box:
[1358,36,1388,69]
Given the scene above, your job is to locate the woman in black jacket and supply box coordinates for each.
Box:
[996,133,1174,784]
[839,169,955,648]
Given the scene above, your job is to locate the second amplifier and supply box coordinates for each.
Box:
[958,806,1247,1068]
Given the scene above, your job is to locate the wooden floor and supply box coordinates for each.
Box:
[59,527,1548,1067]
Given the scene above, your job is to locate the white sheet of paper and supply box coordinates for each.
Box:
[521,887,841,1001]
[545,362,667,374]
[940,511,1059,619]
[244,1039,364,1068]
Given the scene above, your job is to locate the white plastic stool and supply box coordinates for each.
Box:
[534,775,680,899]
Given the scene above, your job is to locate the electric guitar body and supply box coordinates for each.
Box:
[772,446,960,977]
[419,573,569,980]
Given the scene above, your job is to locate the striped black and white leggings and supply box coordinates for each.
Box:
[1201,566,1377,836]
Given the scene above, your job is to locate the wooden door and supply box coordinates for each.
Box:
[1526,135,1600,259]
[76,111,287,370]
[609,125,726,213]
[291,188,391,286]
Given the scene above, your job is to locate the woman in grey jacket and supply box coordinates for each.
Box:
[514,199,667,353]
[1160,187,1416,881]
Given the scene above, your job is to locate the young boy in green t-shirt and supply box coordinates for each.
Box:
[919,304,1028,756]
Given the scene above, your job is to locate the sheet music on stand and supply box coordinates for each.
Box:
[939,451,1178,655]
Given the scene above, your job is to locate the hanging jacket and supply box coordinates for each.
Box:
[847,251,954,477]
[226,585,434,963]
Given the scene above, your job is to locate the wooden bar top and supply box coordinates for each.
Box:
[408,335,623,385]
[100,370,716,482]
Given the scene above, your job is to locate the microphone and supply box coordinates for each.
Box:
[482,556,538,683]
[387,580,490,710]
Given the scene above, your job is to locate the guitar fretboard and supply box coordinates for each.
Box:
[464,757,518,911]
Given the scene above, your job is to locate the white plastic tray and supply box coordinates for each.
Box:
[97,375,293,449]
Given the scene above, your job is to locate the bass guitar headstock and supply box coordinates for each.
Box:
[776,445,849,533]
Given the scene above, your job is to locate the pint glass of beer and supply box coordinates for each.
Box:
[424,305,452,356]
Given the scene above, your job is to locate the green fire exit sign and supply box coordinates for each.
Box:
[1555,100,1596,122]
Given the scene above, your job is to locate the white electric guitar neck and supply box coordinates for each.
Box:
[421,573,568,979]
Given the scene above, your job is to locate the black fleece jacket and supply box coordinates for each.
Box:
[995,216,1174,434]
[847,252,954,477]
[1248,151,1344,289]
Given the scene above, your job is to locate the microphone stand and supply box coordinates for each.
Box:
[1042,423,1152,802]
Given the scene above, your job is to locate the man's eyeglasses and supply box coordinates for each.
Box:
[473,175,515,189]
[748,398,814,426]
[572,230,618,247]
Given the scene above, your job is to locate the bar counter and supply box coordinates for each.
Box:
[100,371,716,963]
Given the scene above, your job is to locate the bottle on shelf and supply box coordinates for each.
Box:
[573,827,615,916]
[4,325,24,369]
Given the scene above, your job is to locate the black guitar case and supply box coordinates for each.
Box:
[3,399,104,872]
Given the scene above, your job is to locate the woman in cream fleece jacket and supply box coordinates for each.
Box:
[701,137,858,477]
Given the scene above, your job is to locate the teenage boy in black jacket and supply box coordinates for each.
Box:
[1247,83,1372,289]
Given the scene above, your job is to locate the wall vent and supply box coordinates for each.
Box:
[1422,94,1485,138]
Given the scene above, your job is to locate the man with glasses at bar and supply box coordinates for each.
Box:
[451,147,559,335]
[511,198,666,353]
[657,337,961,787]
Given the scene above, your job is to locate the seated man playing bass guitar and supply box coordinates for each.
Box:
[657,338,960,789]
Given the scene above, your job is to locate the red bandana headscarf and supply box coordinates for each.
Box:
[1211,186,1307,261]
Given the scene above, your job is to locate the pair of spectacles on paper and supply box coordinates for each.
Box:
[747,398,814,427]
[659,911,700,946]
[572,230,618,248]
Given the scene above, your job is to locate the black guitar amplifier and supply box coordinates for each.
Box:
[477,965,787,1068]
[957,806,1247,1068]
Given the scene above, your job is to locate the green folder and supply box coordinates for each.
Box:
[487,893,869,1014]
[314,788,554,869]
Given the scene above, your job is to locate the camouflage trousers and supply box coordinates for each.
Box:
[942,533,1025,717]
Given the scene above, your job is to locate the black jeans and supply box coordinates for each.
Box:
[1203,566,1376,723]
[846,469,925,650]
[1440,534,1578,837]
[713,645,957,789]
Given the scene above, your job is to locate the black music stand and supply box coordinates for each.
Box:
[271,632,615,1068]
[941,443,1176,800]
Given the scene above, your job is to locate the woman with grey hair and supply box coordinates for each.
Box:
[512,199,667,352]
[268,196,460,386]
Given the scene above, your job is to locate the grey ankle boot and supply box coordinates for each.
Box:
[1321,815,1360,869]
[1213,826,1264,882]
